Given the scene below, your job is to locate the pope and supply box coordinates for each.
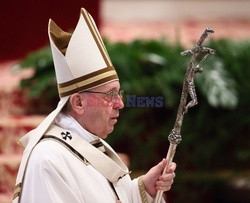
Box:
[13,8,176,203]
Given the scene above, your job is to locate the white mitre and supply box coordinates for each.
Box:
[19,8,119,147]
[49,8,118,98]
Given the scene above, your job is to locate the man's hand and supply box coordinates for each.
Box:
[142,159,176,197]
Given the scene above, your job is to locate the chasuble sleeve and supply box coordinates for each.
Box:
[130,178,166,203]
[118,175,165,203]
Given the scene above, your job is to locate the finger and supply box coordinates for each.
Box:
[166,162,177,173]
[156,179,174,187]
[157,175,175,185]
[159,172,175,181]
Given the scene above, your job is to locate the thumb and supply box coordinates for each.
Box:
[155,158,167,173]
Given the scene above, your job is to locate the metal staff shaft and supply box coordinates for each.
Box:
[154,28,215,203]
[154,143,177,202]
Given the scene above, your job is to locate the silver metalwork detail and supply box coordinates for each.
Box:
[168,130,182,145]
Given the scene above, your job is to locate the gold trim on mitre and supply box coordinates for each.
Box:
[13,182,22,200]
[81,8,112,67]
[49,20,72,55]
[58,66,118,97]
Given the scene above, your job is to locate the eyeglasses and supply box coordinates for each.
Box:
[80,90,124,103]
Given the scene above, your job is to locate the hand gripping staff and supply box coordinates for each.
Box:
[154,28,215,203]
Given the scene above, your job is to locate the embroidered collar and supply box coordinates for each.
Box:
[54,112,100,143]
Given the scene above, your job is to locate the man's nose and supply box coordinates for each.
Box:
[114,96,124,109]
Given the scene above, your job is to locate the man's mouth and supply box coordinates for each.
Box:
[111,114,119,119]
[110,115,119,123]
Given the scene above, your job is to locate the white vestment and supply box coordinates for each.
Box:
[18,113,164,203]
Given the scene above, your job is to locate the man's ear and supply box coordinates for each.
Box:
[69,93,85,115]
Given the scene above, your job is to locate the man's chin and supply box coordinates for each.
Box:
[99,126,114,139]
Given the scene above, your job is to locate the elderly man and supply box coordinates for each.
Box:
[13,8,176,203]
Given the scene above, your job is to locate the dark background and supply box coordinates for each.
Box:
[0,0,100,61]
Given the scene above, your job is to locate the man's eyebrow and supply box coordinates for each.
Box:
[107,87,119,92]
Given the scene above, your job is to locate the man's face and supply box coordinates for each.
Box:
[80,81,124,139]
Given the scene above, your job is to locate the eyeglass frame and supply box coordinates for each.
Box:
[79,89,124,103]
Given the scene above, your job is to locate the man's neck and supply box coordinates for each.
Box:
[54,112,100,143]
